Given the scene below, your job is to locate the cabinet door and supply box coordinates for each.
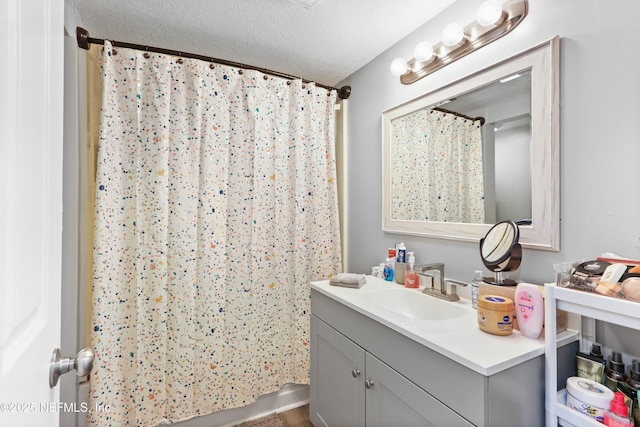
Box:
[365,353,473,427]
[310,316,366,427]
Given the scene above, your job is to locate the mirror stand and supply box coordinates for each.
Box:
[484,271,517,287]
[480,220,522,286]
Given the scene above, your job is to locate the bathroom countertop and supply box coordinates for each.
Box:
[310,275,578,376]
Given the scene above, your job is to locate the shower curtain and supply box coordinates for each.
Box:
[391,109,485,223]
[89,41,341,426]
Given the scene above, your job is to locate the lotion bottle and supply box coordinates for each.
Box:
[514,283,544,339]
[404,252,419,288]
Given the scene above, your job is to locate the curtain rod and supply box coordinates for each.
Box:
[76,27,352,100]
[432,107,485,126]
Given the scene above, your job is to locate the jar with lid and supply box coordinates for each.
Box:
[477,295,514,336]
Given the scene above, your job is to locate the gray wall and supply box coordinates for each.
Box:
[340,0,640,285]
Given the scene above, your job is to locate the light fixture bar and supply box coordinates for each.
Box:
[400,0,528,85]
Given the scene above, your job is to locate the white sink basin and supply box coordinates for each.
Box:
[363,288,468,321]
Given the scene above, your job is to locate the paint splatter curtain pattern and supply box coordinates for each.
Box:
[390,109,485,223]
[89,41,341,426]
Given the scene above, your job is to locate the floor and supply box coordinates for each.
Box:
[278,404,313,427]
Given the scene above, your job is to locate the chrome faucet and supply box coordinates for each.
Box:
[417,263,468,302]
[417,263,444,291]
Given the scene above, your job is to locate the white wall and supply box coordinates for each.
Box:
[340,0,640,285]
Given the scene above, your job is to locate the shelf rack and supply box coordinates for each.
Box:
[545,283,640,426]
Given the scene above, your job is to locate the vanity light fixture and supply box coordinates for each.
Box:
[442,23,465,47]
[393,0,528,84]
[390,58,409,77]
[477,0,504,27]
[414,41,435,63]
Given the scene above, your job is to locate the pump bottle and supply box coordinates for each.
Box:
[606,352,628,392]
[404,252,419,288]
[604,391,633,426]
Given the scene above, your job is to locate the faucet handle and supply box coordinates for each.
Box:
[445,279,468,300]
[446,279,469,288]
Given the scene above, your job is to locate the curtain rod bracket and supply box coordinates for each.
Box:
[77,27,90,50]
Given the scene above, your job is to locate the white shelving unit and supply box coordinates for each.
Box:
[545,283,640,426]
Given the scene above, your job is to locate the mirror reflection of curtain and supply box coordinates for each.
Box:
[391,109,485,223]
[89,41,342,426]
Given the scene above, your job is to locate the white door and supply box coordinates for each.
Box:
[0,0,65,426]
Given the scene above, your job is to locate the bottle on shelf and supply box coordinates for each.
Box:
[590,343,605,363]
[606,352,628,392]
[625,360,640,427]
[604,391,633,426]
[627,360,640,390]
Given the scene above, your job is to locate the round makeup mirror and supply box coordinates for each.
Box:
[480,220,522,285]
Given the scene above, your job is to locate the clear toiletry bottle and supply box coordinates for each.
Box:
[604,392,633,426]
[404,252,419,288]
[606,352,628,392]
[471,270,484,309]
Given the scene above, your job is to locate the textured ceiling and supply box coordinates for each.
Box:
[71,0,456,86]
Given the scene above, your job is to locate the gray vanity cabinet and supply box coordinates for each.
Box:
[310,315,470,427]
[310,288,577,427]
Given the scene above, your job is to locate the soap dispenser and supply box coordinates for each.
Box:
[404,252,419,288]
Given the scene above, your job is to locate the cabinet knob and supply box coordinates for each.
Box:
[365,379,374,389]
[351,369,360,378]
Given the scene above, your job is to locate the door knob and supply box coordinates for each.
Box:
[365,379,374,389]
[351,369,360,378]
[49,347,94,387]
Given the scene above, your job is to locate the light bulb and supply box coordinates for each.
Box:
[442,23,465,47]
[414,41,434,63]
[477,0,503,27]
[390,58,408,76]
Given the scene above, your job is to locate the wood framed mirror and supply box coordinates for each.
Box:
[382,37,559,251]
